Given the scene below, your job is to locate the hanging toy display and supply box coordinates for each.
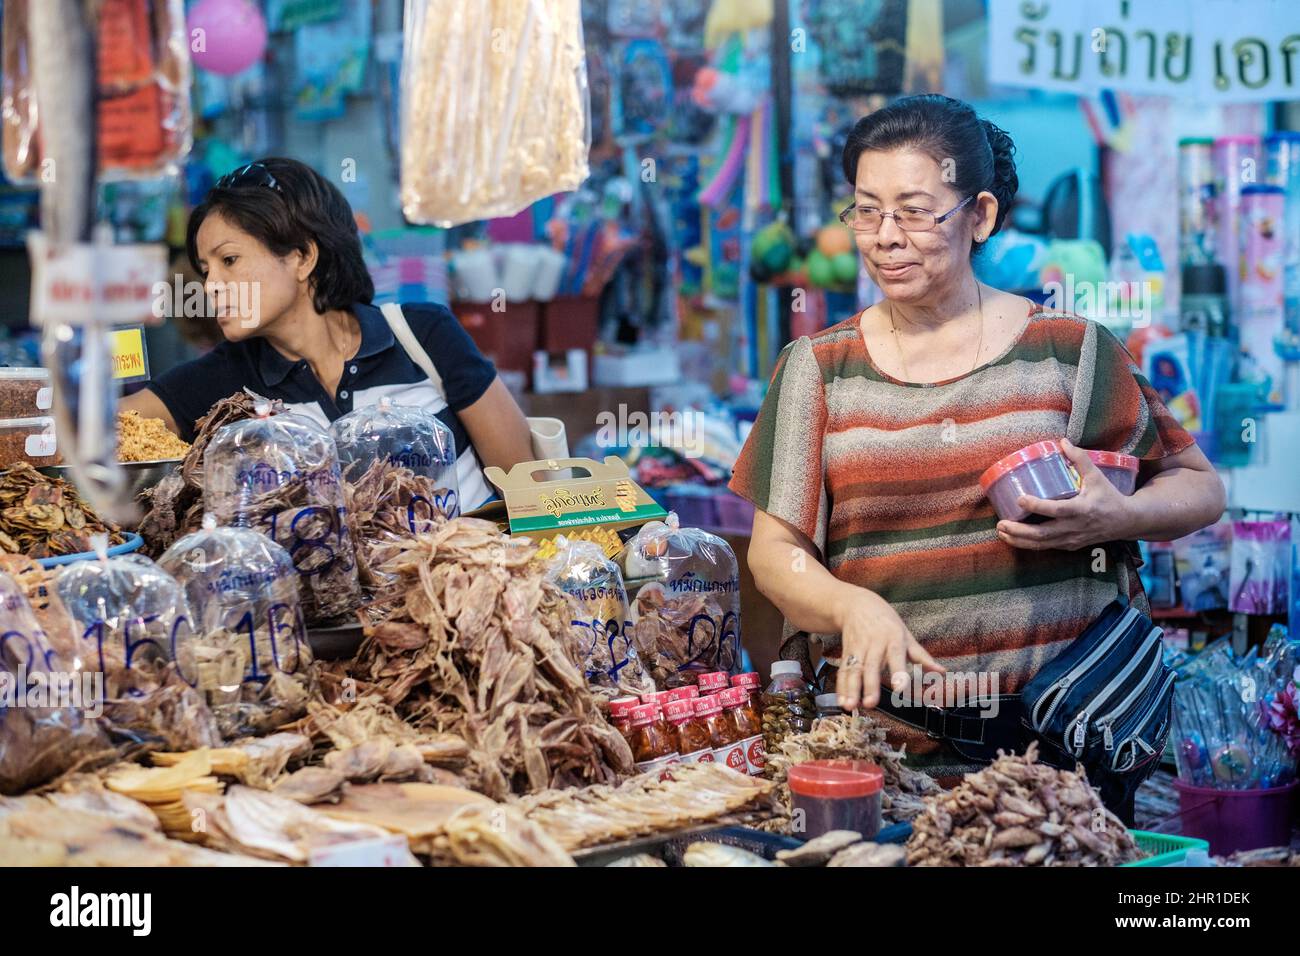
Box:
[186,0,268,77]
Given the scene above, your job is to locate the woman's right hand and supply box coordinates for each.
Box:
[834,586,945,711]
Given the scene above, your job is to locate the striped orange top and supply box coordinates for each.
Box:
[729,305,1195,776]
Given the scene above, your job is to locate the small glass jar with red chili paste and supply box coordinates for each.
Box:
[695,693,745,771]
[697,671,729,695]
[664,698,706,762]
[630,703,679,778]
[720,686,766,776]
[665,685,700,704]
[607,696,641,747]
[730,672,762,716]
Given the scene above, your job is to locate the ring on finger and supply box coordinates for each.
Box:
[844,655,860,667]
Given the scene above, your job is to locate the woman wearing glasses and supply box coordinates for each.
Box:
[729,95,1223,804]
[122,158,533,509]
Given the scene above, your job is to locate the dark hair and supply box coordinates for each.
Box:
[186,157,373,312]
[841,94,1018,250]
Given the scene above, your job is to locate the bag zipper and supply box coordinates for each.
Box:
[1094,638,1166,749]
[1063,631,1160,755]
[1032,606,1141,730]
[1107,669,1176,766]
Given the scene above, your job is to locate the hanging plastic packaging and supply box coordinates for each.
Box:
[1229,520,1291,615]
[0,571,110,794]
[544,536,654,697]
[624,514,742,688]
[54,551,196,697]
[203,408,361,625]
[2,0,193,181]
[400,0,591,226]
[157,516,314,739]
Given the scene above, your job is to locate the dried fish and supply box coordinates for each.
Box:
[346,518,634,799]
[273,767,348,805]
[827,842,907,867]
[0,463,123,558]
[606,853,668,867]
[683,842,774,867]
[775,829,863,866]
[905,743,1142,867]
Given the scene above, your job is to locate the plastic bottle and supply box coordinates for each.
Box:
[720,686,766,775]
[698,671,729,695]
[731,672,763,715]
[762,661,816,754]
[672,697,715,763]
[630,703,679,778]
[695,694,745,771]
[608,696,641,747]
[665,685,700,704]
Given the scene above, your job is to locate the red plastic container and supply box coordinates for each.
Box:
[979,440,1080,522]
[787,759,884,841]
[697,671,729,694]
[1086,450,1139,495]
[1172,779,1298,855]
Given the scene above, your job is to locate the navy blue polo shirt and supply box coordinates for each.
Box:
[148,301,497,509]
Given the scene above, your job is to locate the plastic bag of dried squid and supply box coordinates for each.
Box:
[202,406,361,626]
[330,398,460,591]
[0,571,109,794]
[544,536,654,698]
[157,516,314,739]
[623,514,743,689]
[54,549,198,699]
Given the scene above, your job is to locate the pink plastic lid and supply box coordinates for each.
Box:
[666,686,700,702]
[698,672,729,692]
[640,690,673,706]
[1086,449,1139,473]
[608,697,641,720]
[731,672,760,689]
[664,699,694,723]
[979,440,1066,491]
[693,694,723,717]
[1215,135,1260,145]
[788,759,884,799]
[630,704,659,728]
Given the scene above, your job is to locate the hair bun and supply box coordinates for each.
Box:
[981,119,1019,236]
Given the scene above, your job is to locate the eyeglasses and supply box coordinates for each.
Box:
[213,162,281,193]
[838,194,975,233]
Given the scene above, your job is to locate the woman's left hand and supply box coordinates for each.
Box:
[996,439,1135,551]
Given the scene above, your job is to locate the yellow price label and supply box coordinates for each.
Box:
[110,327,149,381]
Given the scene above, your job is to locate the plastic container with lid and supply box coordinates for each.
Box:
[1085,450,1139,496]
[815,693,845,719]
[0,368,52,420]
[665,685,700,703]
[328,397,460,525]
[0,417,59,468]
[732,671,764,717]
[630,703,679,778]
[695,693,745,771]
[157,516,313,738]
[762,661,817,754]
[698,671,730,694]
[787,759,884,840]
[664,698,699,759]
[203,407,361,625]
[670,697,714,762]
[979,440,1081,522]
[720,686,766,775]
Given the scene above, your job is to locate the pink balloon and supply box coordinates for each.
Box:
[188,0,268,77]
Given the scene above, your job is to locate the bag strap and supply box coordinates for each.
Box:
[380,302,446,396]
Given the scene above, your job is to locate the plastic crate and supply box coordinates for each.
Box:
[1122,830,1211,867]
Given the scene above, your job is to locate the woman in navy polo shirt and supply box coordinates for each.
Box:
[123,158,532,509]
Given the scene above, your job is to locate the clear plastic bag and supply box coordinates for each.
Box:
[544,536,653,697]
[0,571,111,794]
[157,516,314,739]
[624,514,742,688]
[202,408,361,625]
[400,0,591,226]
[54,552,196,698]
[2,0,192,182]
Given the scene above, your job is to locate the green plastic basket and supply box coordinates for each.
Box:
[1122,829,1211,867]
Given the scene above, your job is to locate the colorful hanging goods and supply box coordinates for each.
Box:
[1229,519,1290,616]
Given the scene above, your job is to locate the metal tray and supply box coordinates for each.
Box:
[574,825,802,867]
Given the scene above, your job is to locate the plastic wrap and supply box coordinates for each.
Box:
[544,536,653,697]
[2,0,192,182]
[54,551,195,697]
[624,515,742,688]
[0,571,111,794]
[202,408,361,625]
[400,0,590,226]
[157,516,314,739]
[1229,520,1290,615]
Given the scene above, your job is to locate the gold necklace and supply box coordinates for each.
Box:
[889,283,985,382]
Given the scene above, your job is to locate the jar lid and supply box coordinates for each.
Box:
[814,693,842,709]
[788,759,884,799]
[1085,449,1139,473]
[770,661,803,677]
[718,686,746,707]
[630,704,659,727]
[731,671,760,686]
[666,686,700,702]
[697,671,729,691]
[608,697,641,719]
[693,694,723,717]
[978,440,1066,491]
[664,699,694,722]
[640,690,673,706]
